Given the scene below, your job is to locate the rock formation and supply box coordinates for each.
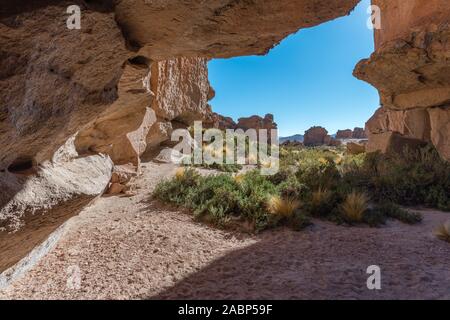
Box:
[304,126,329,146]
[336,128,367,140]
[204,111,237,130]
[75,57,212,166]
[336,129,353,139]
[354,0,450,159]
[0,137,113,273]
[2,0,449,276]
[346,142,366,155]
[352,127,367,139]
[236,114,277,131]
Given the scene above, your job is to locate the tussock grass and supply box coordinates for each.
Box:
[340,192,369,223]
[175,167,186,180]
[435,220,450,242]
[267,196,300,218]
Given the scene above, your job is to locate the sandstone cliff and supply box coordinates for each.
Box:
[354,0,450,159]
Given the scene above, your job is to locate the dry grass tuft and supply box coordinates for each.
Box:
[341,191,369,222]
[233,174,245,184]
[175,167,186,180]
[267,195,300,218]
[435,220,450,242]
[311,187,331,208]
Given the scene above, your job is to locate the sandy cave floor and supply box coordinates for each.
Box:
[1,161,450,300]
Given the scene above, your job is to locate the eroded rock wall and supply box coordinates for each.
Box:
[0,137,113,273]
[0,1,130,170]
[355,0,450,159]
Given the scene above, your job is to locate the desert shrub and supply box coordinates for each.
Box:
[340,146,450,211]
[362,209,387,227]
[277,176,309,199]
[305,187,338,217]
[153,168,200,205]
[373,202,423,225]
[289,212,313,231]
[340,192,369,223]
[267,168,292,185]
[187,174,241,215]
[435,220,450,243]
[154,167,313,232]
[296,157,341,191]
[155,169,278,231]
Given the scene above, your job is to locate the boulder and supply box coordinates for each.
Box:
[336,129,353,139]
[236,114,277,131]
[429,106,450,160]
[0,141,113,273]
[352,127,367,139]
[346,142,366,155]
[366,132,428,155]
[304,126,329,146]
[354,0,450,160]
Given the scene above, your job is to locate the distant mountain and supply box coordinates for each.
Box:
[279,134,304,143]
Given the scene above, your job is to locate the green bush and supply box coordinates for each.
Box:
[341,146,450,211]
[296,157,341,191]
[277,176,309,199]
[154,169,284,232]
[373,202,423,225]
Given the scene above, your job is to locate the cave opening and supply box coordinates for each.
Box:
[7,157,35,175]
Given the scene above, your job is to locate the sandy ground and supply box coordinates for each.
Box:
[1,161,450,300]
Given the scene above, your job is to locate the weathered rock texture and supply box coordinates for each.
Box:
[304,126,329,146]
[355,0,450,159]
[75,57,212,166]
[236,114,278,131]
[205,112,237,130]
[0,1,130,171]
[0,138,113,273]
[336,129,353,139]
[352,127,367,139]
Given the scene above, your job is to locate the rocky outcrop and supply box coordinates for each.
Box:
[0,2,130,171]
[346,142,366,155]
[304,126,329,146]
[336,128,367,140]
[354,0,450,159]
[428,107,450,160]
[236,114,277,131]
[336,129,353,139]
[0,138,113,273]
[352,127,367,139]
[75,57,212,166]
[205,112,237,130]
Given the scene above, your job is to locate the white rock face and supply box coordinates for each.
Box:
[0,139,113,272]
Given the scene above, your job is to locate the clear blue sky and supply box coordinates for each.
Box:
[208,0,379,137]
